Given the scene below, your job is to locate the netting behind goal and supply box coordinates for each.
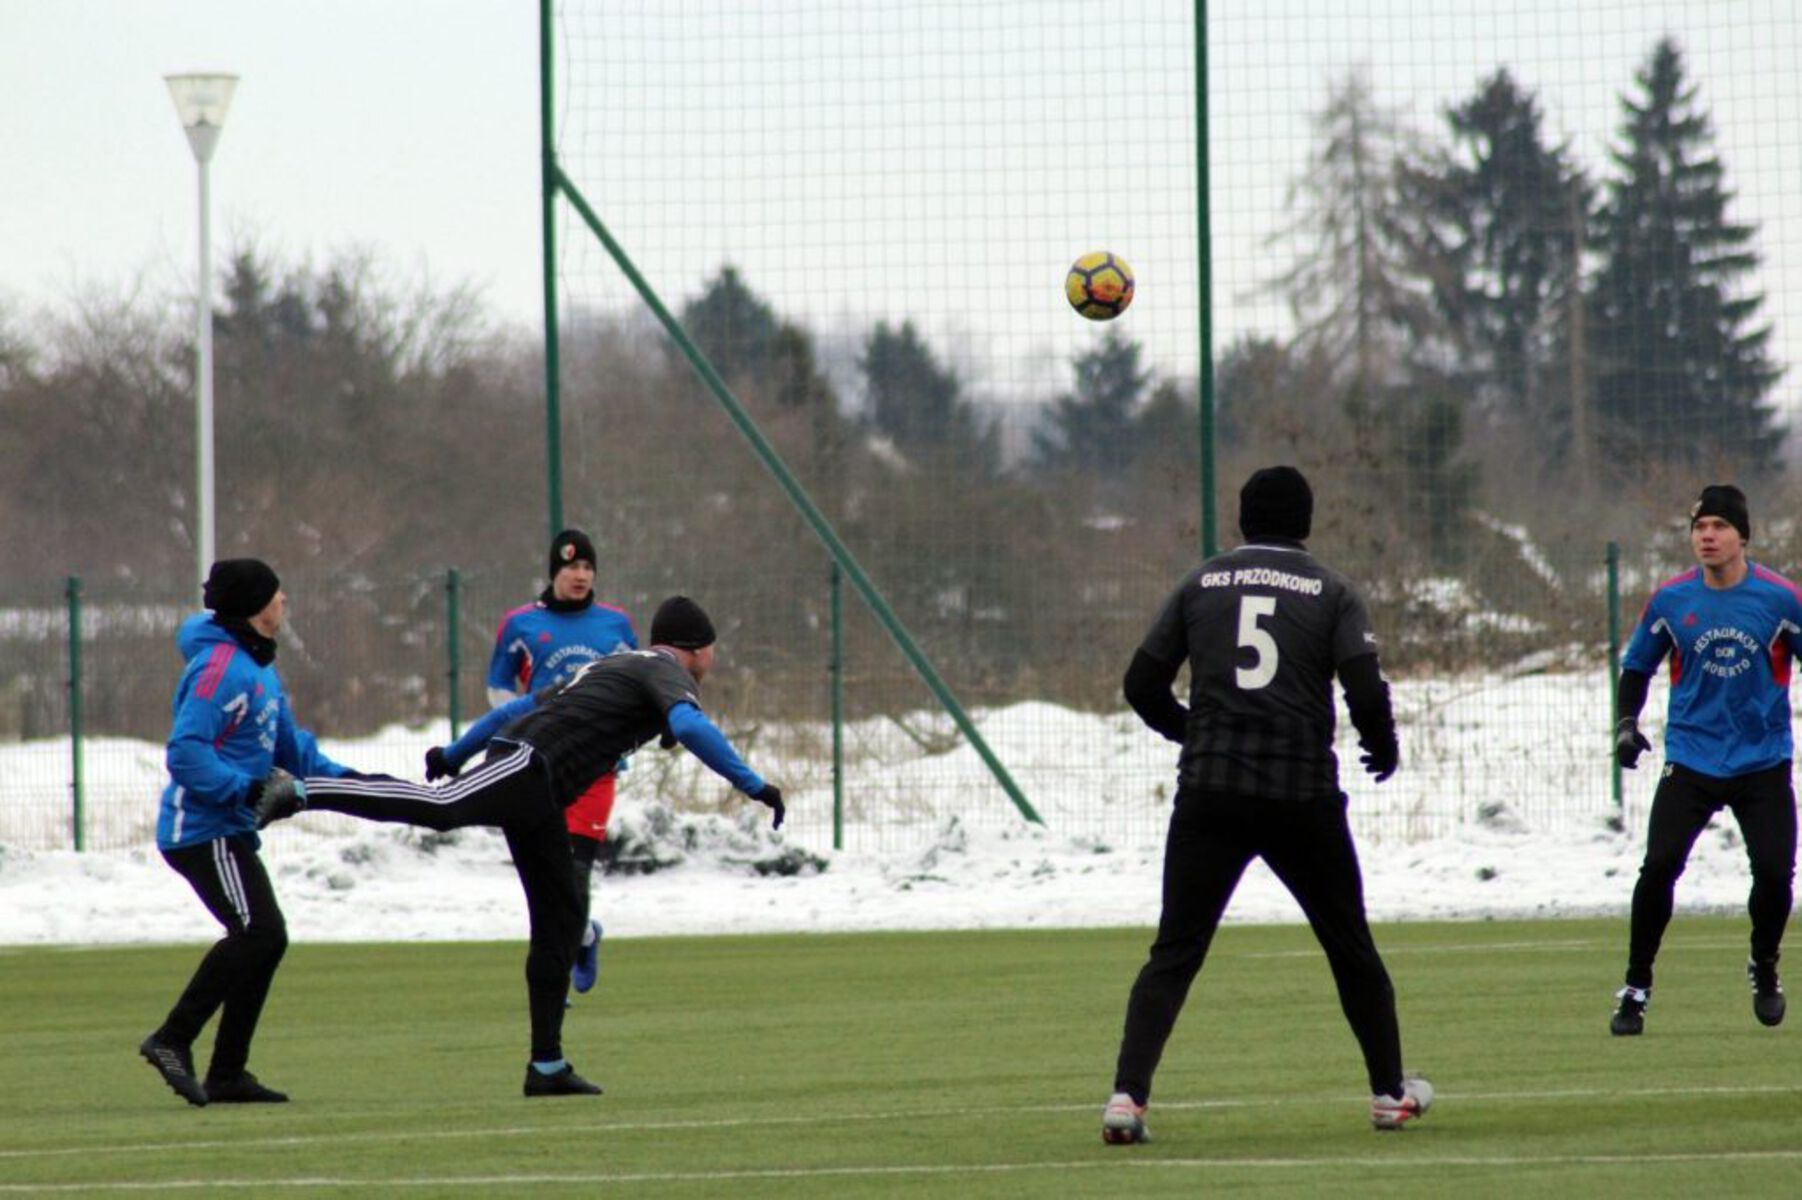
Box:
[543,1,1801,852]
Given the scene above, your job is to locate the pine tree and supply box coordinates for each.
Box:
[859,320,996,475]
[1397,70,1590,468]
[679,265,782,385]
[1589,38,1782,471]
[1031,329,1152,473]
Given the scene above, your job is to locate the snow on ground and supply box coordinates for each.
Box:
[0,670,1777,947]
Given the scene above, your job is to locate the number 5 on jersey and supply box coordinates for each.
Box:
[1236,596,1278,690]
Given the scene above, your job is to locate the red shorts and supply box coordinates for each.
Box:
[564,771,617,840]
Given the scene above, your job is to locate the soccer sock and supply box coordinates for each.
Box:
[531,1058,568,1075]
[582,923,598,948]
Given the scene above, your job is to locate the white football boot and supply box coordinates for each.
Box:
[1100,1092,1151,1144]
[1370,1076,1433,1130]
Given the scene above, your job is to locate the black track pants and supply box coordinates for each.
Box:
[157,836,289,1081]
[301,745,583,1063]
[1626,762,1797,990]
[1112,787,1404,1103]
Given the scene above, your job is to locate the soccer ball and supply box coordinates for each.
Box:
[1065,251,1135,321]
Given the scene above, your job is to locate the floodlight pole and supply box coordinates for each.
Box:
[165,73,238,603]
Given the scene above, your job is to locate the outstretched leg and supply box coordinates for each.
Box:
[300,744,540,832]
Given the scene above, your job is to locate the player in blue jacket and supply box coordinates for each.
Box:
[139,559,355,1107]
[488,529,637,993]
[1610,485,1802,1035]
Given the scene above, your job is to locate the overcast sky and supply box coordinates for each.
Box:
[5,2,1799,412]
[2,1,542,329]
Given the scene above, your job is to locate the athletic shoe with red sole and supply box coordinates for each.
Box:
[1371,1076,1433,1130]
[1101,1092,1150,1144]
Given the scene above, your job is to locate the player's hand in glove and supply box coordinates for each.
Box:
[1360,735,1399,782]
[424,746,459,781]
[751,782,785,830]
[1615,718,1651,770]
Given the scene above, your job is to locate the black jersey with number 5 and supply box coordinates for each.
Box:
[1138,543,1380,800]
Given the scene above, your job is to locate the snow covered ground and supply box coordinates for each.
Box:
[0,670,1777,947]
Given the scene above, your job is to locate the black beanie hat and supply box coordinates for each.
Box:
[549,529,597,577]
[1239,466,1314,542]
[1690,483,1751,542]
[203,559,280,620]
[650,595,716,650]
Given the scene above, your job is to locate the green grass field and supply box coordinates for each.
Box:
[3,918,1797,1197]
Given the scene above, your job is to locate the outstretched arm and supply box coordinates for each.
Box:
[667,701,783,828]
[667,702,764,793]
[430,692,537,778]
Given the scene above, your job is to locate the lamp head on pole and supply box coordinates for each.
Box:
[164,73,239,164]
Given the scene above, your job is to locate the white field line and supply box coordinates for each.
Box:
[5,1082,1799,1163]
[9,1149,1802,1192]
[1241,935,1745,959]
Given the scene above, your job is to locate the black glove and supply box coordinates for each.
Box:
[248,768,305,828]
[1360,735,1399,782]
[1615,718,1652,770]
[751,782,785,830]
[424,746,459,781]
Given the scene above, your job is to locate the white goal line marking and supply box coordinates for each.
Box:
[8,1149,1802,1192]
[5,1081,1798,1164]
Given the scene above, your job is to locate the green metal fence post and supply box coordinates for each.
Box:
[539,0,564,539]
[1607,541,1622,810]
[447,567,463,740]
[1195,0,1218,559]
[66,576,85,852]
[830,563,845,851]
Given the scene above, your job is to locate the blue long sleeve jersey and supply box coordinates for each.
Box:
[157,613,354,850]
[1622,562,1802,778]
[442,692,765,796]
[485,597,637,703]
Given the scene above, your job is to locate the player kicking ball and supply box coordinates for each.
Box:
[253,596,783,1097]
